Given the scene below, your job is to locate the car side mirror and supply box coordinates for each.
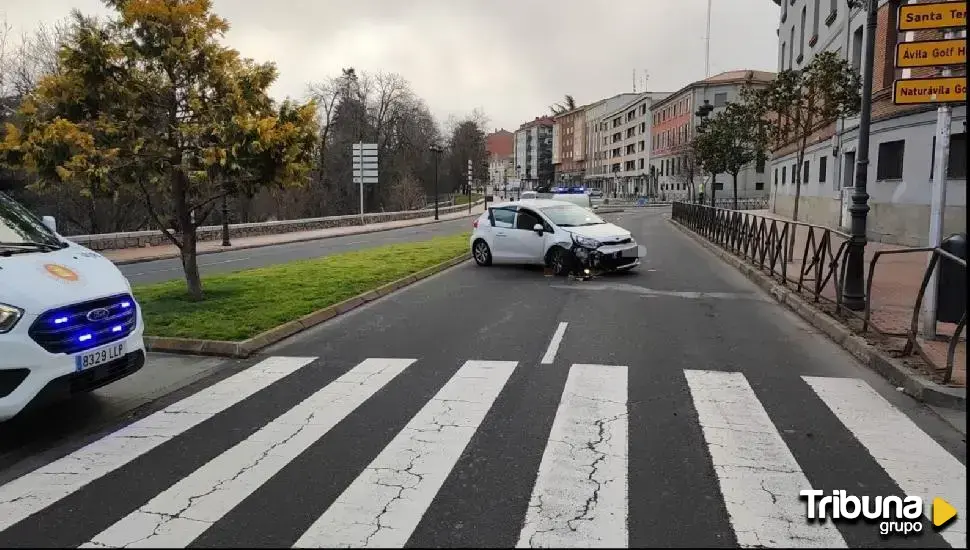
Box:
[533,223,544,235]
[42,215,57,233]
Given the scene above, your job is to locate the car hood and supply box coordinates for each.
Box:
[0,240,133,314]
[563,223,632,243]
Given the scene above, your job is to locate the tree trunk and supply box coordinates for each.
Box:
[732,172,739,210]
[788,144,807,260]
[173,169,204,301]
[709,172,717,206]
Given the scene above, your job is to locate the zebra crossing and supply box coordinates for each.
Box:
[0,354,965,548]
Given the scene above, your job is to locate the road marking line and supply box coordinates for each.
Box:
[517,364,628,548]
[82,358,417,549]
[293,360,517,548]
[0,356,315,534]
[541,322,569,364]
[804,376,966,549]
[685,370,847,548]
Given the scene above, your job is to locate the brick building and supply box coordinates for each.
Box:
[552,107,588,185]
[486,129,514,192]
[768,0,966,246]
[650,70,774,202]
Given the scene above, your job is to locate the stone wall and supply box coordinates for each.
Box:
[772,195,966,247]
[69,202,482,251]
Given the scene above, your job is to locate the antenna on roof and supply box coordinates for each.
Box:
[643,70,650,92]
[704,0,712,78]
[633,69,637,93]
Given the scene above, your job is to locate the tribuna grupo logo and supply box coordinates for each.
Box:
[800,490,957,537]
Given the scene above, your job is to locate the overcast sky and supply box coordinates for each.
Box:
[3,0,781,132]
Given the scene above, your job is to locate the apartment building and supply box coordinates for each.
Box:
[514,117,555,189]
[769,0,966,246]
[486,129,514,192]
[585,92,670,197]
[582,93,640,190]
[651,70,775,202]
[552,107,588,185]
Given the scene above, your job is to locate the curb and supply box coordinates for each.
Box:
[144,254,471,358]
[110,211,481,266]
[667,217,966,410]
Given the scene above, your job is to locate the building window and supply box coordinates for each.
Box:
[819,155,827,183]
[790,26,796,68]
[851,26,863,71]
[798,6,807,62]
[781,43,787,71]
[638,158,645,170]
[756,156,765,173]
[827,0,838,24]
[756,181,765,190]
[782,0,788,22]
[714,92,728,107]
[811,0,820,43]
[803,160,810,184]
[876,140,905,180]
[782,165,787,184]
[715,182,724,190]
[930,133,968,180]
[774,168,778,186]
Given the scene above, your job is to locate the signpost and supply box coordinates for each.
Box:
[467,159,473,213]
[895,38,966,68]
[352,142,378,219]
[892,2,967,338]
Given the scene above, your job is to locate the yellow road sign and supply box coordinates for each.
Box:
[898,1,966,31]
[893,76,967,105]
[896,38,967,67]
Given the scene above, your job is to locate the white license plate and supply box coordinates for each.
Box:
[75,342,126,372]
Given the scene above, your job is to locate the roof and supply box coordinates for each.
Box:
[649,69,776,109]
[600,91,673,119]
[487,198,583,209]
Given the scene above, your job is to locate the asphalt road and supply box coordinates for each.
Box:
[0,208,965,548]
[119,215,475,285]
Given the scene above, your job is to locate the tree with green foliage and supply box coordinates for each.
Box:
[694,95,770,209]
[0,0,318,301]
[691,116,728,205]
[747,50,861,223]
[550,94,577,115]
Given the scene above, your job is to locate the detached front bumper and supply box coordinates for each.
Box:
[573,243,644,271]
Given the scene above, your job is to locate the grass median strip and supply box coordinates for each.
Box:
[134,232,471,341]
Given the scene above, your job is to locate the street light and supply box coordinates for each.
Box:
[695,99,714,205]
[842,0,877,311]
[429,143,443,221]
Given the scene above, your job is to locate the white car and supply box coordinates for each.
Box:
[0,191,146,421]
[469,199,641,274]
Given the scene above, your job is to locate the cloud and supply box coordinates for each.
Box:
[4,0,781,130]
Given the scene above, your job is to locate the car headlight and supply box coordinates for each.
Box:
[572,234,601,249]
[0,303,24,334]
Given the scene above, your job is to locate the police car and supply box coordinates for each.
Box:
[0,192,146,421]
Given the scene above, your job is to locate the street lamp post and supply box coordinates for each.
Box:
[842,0,877,311]
[695,99,714,205]
[429,143,443,221]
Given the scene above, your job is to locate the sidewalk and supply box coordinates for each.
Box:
[747,209,965,387]
[102,209,478,265]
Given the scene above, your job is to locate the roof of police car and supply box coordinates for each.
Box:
[488,198,577,209]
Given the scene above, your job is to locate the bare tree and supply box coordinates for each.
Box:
[388,174,425,211]
[5,17,72,97]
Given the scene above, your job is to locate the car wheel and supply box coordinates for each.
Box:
[548,247,569,276]
[472,239,492,266]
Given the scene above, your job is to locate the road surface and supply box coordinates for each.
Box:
[119,216,475,285]
[0,208,965,548]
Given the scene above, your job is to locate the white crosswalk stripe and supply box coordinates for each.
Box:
[685,370,847,548]
[294,360,517,548]
[517,364,628,548]
[83,358,417,549]
[0,355,963,549]
[0,355,316,534]
[804,376,967,550]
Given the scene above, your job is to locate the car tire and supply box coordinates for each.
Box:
[547,247,570,276]
[472,239,492,266]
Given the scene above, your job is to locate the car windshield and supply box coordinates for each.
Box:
[0,192,62,248]
[540,204,605,227]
